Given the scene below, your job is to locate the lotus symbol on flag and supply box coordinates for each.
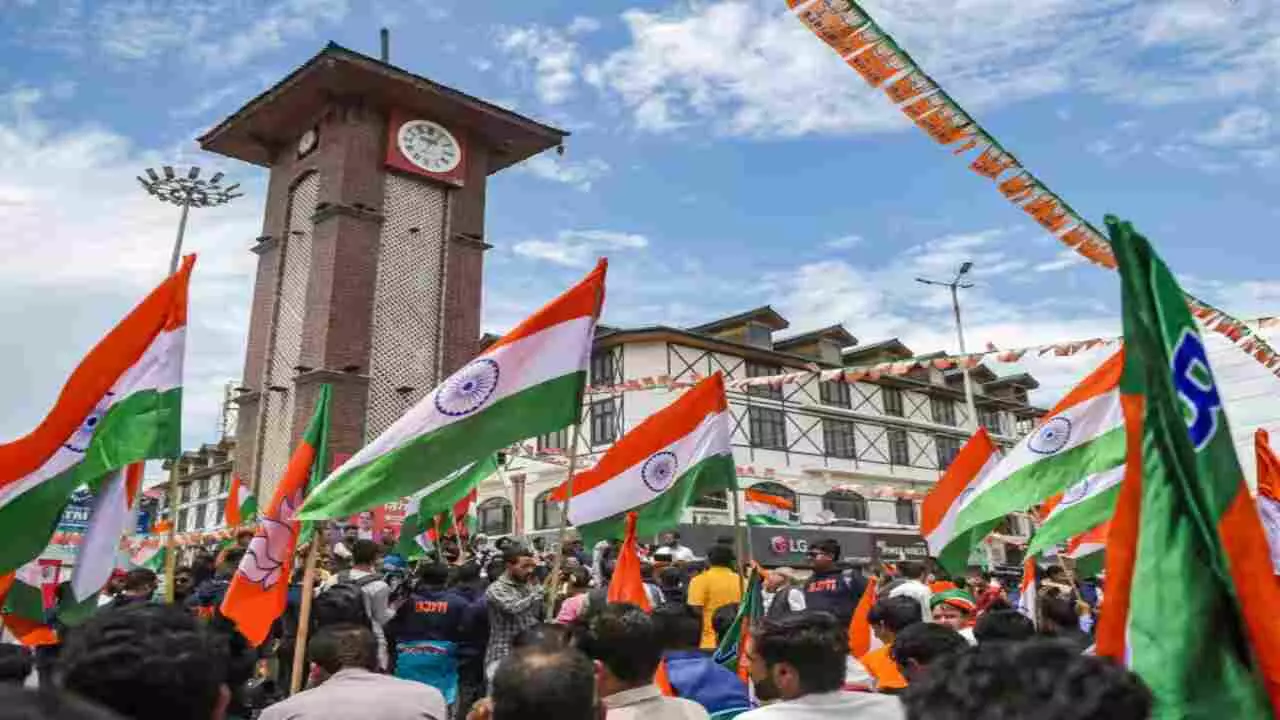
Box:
[641,451,678,492]
[238,493,300,589]
[64,391,115,453]
[435,358,501,417]
[1028,417,1072,455]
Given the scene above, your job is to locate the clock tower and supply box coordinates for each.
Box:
[200,44,567,500]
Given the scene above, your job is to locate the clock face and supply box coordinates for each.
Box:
[396,120,462,174]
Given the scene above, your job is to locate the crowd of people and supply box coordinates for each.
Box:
[0,526,1152,720]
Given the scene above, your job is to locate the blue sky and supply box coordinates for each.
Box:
[1,0,1278,475]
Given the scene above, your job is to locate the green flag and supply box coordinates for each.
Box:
[1100,215,1280,718]
[393,457,498,558]
[712,568,762,681]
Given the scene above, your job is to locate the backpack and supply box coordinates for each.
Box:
[313,572,382,629]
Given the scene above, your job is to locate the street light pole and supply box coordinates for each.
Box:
[136,165,241,601]
[917,262,978,431]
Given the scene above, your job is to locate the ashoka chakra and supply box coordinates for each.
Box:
[1028,416,1072,455]
[435,358,501,417]
[641,451,679,493]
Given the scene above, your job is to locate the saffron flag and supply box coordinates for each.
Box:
[550,373,736,545]
[1256,430,1280,575]
[0,257,193,575]
[744,488,796,526]
[713,567,763,682]
[921,428,1000,574]
[848,575,882,657]
[953,351,1126,552]
[607,513,651,610]
[70,462,143,601]
[1097,216,1280,717]
[300,260,605,520]
[1016,557,1037,628]
[222,384,331,646]
[226,474,257,528]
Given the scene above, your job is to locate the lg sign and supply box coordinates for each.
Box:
[769,536,809,555]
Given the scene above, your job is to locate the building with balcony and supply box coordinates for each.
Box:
[157,440,236,534]
[473,306,1045,568]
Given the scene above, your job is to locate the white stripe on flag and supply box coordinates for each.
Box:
[1041,464,1126,524]
[925,451,1001,556]
[72,470,134,601]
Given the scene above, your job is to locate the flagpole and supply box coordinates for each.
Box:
[289,538,321,696]
[163,460,181,603]
[546,421,584,618]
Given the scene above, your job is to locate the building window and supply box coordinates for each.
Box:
[221,473,231,493]
[936,436,962,469]
[533,490,563,530]
[746,362,783,400]
[822,489,867,522]
[1015,417,1036,437]
[590,400,617,446]
[538,428,570,454]
[748,406,787,450]
[979,408,1002,435]
[590,350,615,386]
[477,498,513,536]
[178,508,190,532]
[744,323,772,348]
[883,388,904,417]
[196,503,208,529]
[822,419,857,459]
[693,490,729,509]
[895,499,918,525]
[931,397,957,426]
[888,429,910,466]
[819,380,851,408]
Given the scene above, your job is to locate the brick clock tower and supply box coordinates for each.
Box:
[200,44,566,499]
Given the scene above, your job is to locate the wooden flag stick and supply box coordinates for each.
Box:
[289,538,322,696]
[546,421,584,618]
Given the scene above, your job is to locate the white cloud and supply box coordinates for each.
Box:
[497,24,583,105]
[0,85,261,451]
[824,234,863,250]
[1197,107,1272,147]
[567,16,603,35]
[1033,251,1086,273]
[517,153,610,191]
[194,0,349,69]
[513,230,648,268]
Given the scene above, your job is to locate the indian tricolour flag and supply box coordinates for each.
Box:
[745,488,795,526]
[394,456,497,558]
[70,462,143,601]
[1065,521,1108,578]
[300,260,606,520]
[550,373,737,546]
[951,351,1126,554]
[0,256,193,576]
[225,474,257,528]
[1255,429,1280,575]
[921,427,1001,575]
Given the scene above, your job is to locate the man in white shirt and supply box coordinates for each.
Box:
[740,613,903,720]
[761,567,806,617]
[885,561,932,623]
[659,531,697,564]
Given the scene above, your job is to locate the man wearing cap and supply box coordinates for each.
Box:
[761,567,805,618]
[929,589,978,645]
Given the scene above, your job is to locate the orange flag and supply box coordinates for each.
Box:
[606,512,675,695]
[1256,429,1280,575]
[220,386,330,646]
[848,576,881,657]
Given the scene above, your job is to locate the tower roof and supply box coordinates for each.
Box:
[199,43,568,171]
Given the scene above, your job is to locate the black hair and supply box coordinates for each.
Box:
[57,603,228,720]
[1040,595,1079,630]
[417,563,450,587]
[897,560,925,580]
[309,623,378,674]
[901,639,1153,720]
[0,644,32,683]
[453,561,481,586]
[0,686,128,720]
[492,648,597,720]
[868,596,924,634]
[568,566,592,589]
[651,603,703,651]
[812,538,841,558]
[504,547,533,565]
[714,535,734,546]
[974,610,1036,644]
[235,529,254,542]
[351,539,380,566]
[578,603,662,684]
[712,603,740,646]
[639,563,655,581]
[122,569,157,593]
[891,623,969,671]
[752,612,848,695]
[1045,565,1068,581]
[486,557,508,582]
[706,544,735,568]
[513,623,572,651]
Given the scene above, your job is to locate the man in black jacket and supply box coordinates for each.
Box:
[802,539,867,628]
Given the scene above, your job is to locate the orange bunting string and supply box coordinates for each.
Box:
[970,146,1017,179]
[885,72,931,103]
[998,174,1036,202]
[902,93,945,120]
[848,42,904,87]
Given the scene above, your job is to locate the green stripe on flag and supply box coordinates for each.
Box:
[1024,482,1122,559]
[300,373,582,520]
[576,453,736,546]
[713,569,762,674]
[745,514,794,527]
